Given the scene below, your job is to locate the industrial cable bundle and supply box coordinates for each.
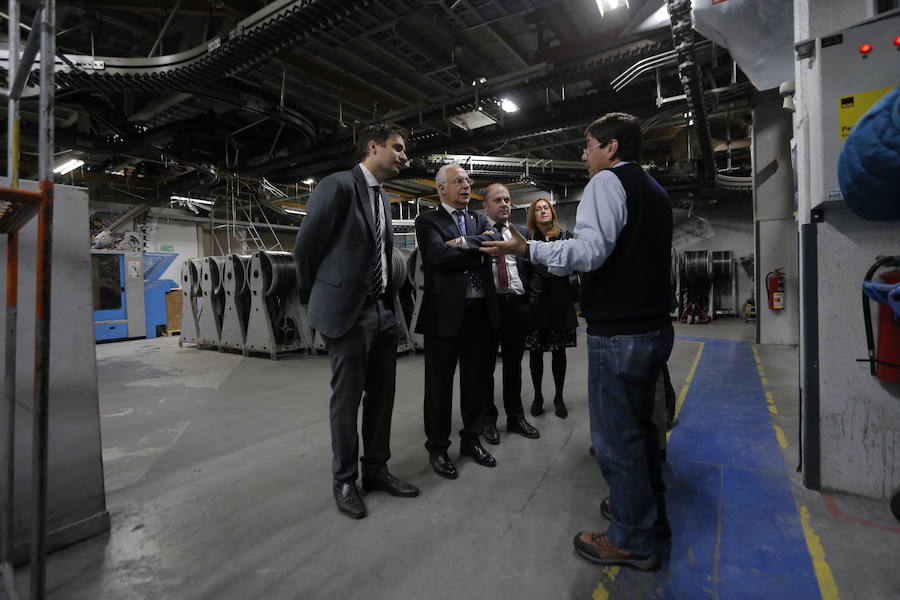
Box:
[679,250,712,324]
[225,254,251,296]
[259,251,297,297]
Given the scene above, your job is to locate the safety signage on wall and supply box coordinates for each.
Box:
[838,86,894,139]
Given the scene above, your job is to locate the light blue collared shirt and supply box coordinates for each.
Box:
[528,162,629,276]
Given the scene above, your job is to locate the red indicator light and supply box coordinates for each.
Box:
[894,36,900,46]
[859,43,873,54]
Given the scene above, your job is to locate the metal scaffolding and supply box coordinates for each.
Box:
[0,0,56,598]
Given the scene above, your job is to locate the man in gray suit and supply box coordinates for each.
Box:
[294,124,419,520]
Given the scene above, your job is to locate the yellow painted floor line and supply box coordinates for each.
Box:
[668,341,705,442]
[801,506,841,600]
[754,345,841,600]
[592,566,621,600]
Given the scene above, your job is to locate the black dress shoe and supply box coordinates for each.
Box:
[553,396,568,419]
[507,417,540,439]
[362,471,420,497]
[429,451,458,480]
[333,482,366,519]
[600,497,672,538]
[460,442,497,467]
[483,423,500,445]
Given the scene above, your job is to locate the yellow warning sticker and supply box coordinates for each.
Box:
[838,86,895,139]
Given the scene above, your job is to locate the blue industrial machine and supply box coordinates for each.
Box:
[92,251,179,342]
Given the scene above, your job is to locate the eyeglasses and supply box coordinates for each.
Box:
[582,141,608,155]
[447,177,473,186]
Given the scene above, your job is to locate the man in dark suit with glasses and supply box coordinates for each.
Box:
[414,163,502,479]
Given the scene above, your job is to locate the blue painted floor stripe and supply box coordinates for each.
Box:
[603,338,821,599]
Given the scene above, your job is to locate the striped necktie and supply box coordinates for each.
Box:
[370,186,385,298]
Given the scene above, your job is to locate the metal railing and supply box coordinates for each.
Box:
[0,0,56,598]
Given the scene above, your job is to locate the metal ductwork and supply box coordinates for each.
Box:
[42,0,376,92]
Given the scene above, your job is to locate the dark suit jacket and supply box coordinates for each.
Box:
[293,165,393,339]
[529,229,578,330]
[414,207,501,338]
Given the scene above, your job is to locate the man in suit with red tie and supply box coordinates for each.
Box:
[414,163,501,479]
[480,183,541,445]
[294,124,419,520]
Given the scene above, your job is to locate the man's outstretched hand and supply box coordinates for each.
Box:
[480,223,528,257]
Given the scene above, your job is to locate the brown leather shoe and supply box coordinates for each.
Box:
[573,532,659,571]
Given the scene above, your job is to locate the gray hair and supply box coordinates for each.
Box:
[435,163,459,186]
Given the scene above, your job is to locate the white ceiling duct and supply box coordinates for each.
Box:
[692,0,794,92]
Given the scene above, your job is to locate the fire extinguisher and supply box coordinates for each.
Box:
[861,255,900,383]
[766,268,785,311]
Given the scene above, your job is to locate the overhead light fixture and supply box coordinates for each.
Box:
[171,195,214,205]
[500,98,519,113]
[284,208,306,215]
[595,0,628,17]
[448,110,497,131]
[478,77,487,83]
[54,159,84,175]
[302,178,315,185]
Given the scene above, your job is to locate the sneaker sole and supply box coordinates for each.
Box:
[573,546,659,571]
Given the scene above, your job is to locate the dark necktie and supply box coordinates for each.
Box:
[370,186,385,298]
[453,210,483,294]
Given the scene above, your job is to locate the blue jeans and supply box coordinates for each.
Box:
[587,325,674,555]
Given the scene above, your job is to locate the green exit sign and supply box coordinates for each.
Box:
[160,245,175,252]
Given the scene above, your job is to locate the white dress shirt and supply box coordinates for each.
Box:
[487,218,525,295]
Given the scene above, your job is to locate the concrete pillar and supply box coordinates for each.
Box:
[753,98,799,346]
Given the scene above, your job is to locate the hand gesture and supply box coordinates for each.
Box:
[480,224,527,257]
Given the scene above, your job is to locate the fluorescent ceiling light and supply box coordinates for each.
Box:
[284,208,306,215]
[500,98,519,113]
[171,195,214,205]
[54,159,84,175]
[301,178,315,185]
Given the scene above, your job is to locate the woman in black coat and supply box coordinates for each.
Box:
[525,197,578,419]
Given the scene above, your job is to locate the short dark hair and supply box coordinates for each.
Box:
[355,123,409,162]
[584,112,642,162]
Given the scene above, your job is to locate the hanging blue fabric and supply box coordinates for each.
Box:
[863,281,900,319]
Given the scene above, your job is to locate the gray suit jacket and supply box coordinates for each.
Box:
[293,165,393,338]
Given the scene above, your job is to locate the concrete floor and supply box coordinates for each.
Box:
[12,320,900,598]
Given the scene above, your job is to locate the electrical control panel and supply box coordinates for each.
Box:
[813,11,899,209]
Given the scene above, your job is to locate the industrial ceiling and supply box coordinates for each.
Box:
[1,0,757,227]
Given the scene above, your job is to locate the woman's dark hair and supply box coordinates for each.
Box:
[355,123,409,162]
[584,112,641,162]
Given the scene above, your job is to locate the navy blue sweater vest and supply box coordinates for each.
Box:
[581,163,674,336]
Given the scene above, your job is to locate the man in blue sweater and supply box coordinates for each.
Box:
[481,112,674,571]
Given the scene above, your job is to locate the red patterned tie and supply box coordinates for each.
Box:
[497,225,509,292]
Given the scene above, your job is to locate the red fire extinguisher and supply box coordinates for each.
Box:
[766,268,785,311]
[861,256,900,384]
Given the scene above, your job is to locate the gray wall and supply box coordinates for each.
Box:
[0,180,110,562]
[793,0,900,498]
[815,207,900,498]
